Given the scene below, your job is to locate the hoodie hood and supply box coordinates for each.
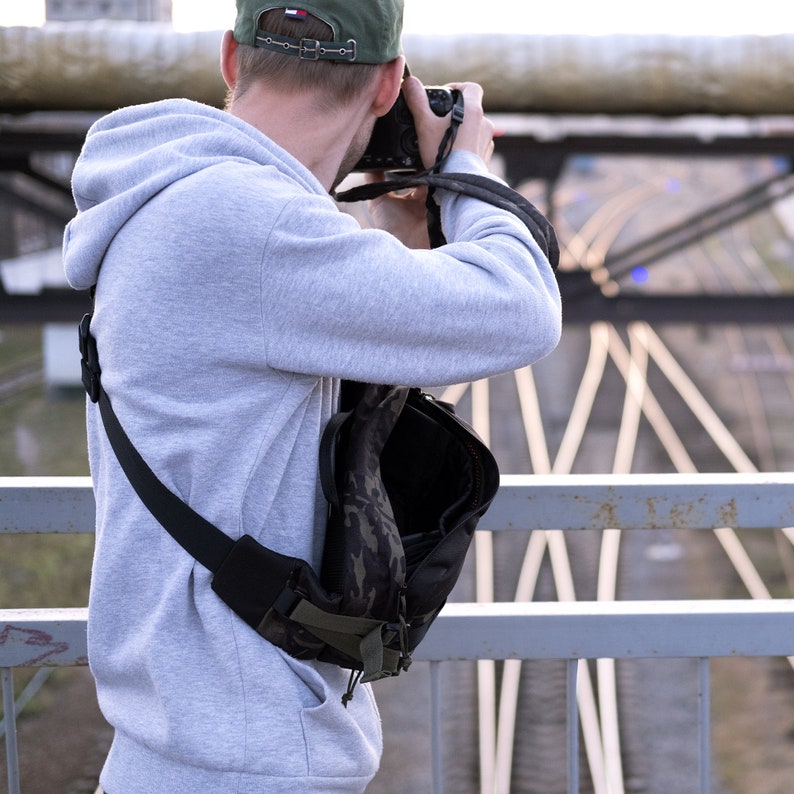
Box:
[63,98,320,290]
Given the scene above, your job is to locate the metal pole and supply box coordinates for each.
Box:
[567,659,579,794]
[2,668,21,794]
[698,658,710,794]
[430,662,444,794]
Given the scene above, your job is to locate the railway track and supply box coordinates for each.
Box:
[374,154,794,794]
[0,362,42,402]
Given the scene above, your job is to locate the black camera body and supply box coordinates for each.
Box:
[354,87,461,172]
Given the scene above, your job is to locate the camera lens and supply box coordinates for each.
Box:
[428,89,454,117]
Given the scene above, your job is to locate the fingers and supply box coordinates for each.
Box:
[389,184,428,202]
[404,77,495,168]
[447,82,495,165]
[447,81,484,108]
[401,75,430,116]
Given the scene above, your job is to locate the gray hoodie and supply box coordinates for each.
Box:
[63,98,561,793]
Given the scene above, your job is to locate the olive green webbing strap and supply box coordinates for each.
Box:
[287,599,403,682]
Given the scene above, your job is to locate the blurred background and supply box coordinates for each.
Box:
[2,2,794,792]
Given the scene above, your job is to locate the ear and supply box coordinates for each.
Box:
[372,55,406,117]
[220,30,239,90]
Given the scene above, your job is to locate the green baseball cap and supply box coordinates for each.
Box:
[234,2,404,64]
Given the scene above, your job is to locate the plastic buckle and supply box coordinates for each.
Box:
[78,313,101,403]
[299,38,321,60]
[272,586,303,618]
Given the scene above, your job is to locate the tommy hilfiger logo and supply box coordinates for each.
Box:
[284,8,308,20]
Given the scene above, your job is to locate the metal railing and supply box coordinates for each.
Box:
[2,473,794,794]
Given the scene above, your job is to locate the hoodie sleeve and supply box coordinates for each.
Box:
[260,152,561,388]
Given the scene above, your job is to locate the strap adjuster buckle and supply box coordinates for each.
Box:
[299,38,320,60]
[78,312,101,403]
[272,586,303,618]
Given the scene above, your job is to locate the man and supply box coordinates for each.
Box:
[63,2,561,792]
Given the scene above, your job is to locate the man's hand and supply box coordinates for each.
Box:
[402,76,495,170]
[366,180,431,250]
[363,76,495,249]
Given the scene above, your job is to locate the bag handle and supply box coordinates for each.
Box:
[318,408,350,510]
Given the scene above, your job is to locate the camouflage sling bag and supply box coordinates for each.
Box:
[252,383,500,697]
[80,319,498,701]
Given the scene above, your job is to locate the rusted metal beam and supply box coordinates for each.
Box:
[480,472,794,532]
[4,473,793,536]
[0,609,88,667]
[415,599,794,661]
[5,599,794,668]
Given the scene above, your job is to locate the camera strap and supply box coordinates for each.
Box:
[419,91,465,246]
[429,90,466,172]
[335,91,558,262]
[335,169,559,266]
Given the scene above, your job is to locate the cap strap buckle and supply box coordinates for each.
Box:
[255,31,357,62]
[299,38,320,60]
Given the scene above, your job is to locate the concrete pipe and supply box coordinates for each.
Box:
[1,23,794,115]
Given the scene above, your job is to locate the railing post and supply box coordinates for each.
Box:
[430,662,444,794]
[2,668,21,794]
[698,658,710,794]
[567,659,579,794]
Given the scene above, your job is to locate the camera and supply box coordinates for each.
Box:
[354,86,461,172]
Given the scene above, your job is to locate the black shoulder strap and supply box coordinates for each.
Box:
[79,313,234,572]
[335,171,559,267]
